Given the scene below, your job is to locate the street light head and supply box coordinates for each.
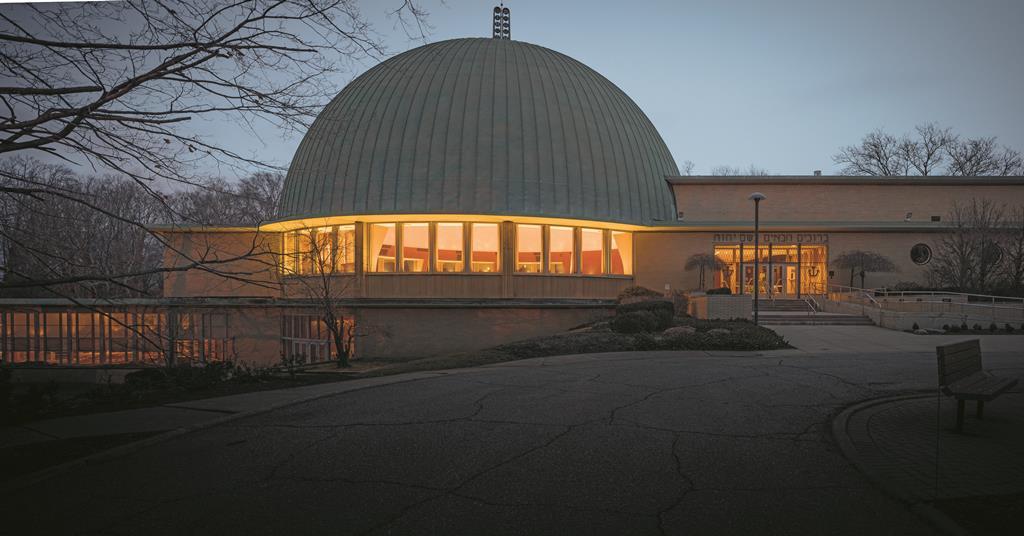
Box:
[748,192,766,202]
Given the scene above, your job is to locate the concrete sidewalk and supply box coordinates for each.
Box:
[774,325,1024,354]
[835,390,1024,504]
[0,371,449,450]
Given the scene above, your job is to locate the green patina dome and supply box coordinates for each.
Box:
[280,38,678,225]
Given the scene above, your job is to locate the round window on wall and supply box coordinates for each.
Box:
[910,243,932,265]
[981,241,1003,265]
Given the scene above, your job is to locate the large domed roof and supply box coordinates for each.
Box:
[280,38,678,225]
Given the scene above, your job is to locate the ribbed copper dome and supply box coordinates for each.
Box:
[280,38,678,225]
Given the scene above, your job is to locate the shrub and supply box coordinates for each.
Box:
[948,324,961,332]
[611,310,661,333]
[633,333,663,351]
[617,286,662,303]
[961,322,969,331]
[616,300,674,330]
[1006,324,1015,333]
[890,281,927,291]
[706,287,732,295]
[941,324,950,331]
[670,289,690,316]
[989,323,998,332]
[124,368,169,390]
[912,322,920,331]
[972,323,983,331]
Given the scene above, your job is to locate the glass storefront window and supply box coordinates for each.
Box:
[580,228,604,275]
[516,224,543,273]
[401,223,430,273]
[284,225,355,274]
[713,244,827,296]
[436,223,465,272]
[610,231,632,275]
[310,227,333,273]
[369,223,397,272]
[337,225,356,272]
[548,226,574,274]
[280,221,634,278]
[471,223,500,272]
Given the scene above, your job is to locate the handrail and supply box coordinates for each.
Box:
[828,284,1024,307]
[803,295,820,312]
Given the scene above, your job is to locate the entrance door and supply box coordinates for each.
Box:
[743,265,770,296]
[771,264,799,297]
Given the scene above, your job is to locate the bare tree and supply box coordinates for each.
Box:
[1002,206,1024,292]
[898,123,954,175]
[710,164,769,176]
[945,137,1023,177]
[831,250,897,289]
[0,0,427,294]
[679,160,695,176]
[833,129,907,176]
[172,172,283,226]
[684,253,725,290]
[929,199,1007,292]
[284,226,358,367]
[835,123,1023,177]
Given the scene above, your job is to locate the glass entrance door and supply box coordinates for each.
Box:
[771,264,799,296]
[742,264,770,296]
[715,244,828,297]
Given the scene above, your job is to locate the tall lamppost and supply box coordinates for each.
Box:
[749,192,766,325]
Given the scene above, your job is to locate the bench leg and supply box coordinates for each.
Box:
[977,400,984,420]
[956,399,965,433]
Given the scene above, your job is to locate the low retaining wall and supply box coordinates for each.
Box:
[688,294,751,320]
[355,304,615,360]
[821,299,1023,331]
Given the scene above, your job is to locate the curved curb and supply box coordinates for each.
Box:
[832,393,969,536]
[0,370,451,495]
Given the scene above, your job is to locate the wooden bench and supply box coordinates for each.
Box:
[936,339,1018,432]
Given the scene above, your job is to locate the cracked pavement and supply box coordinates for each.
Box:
[2,327,1022,535]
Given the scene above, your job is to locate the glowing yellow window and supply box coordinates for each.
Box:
[369,223,396,272]
[610,231,633,275]
[471,223,500,272]
[436,223,464,272]
[548,226,574,274]
[309,227,334,273]
[402,223,429,273]
[516,224,542,273]
[580,228,604,275]
[337,225,356,272]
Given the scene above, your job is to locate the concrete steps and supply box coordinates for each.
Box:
[756,299,816,313]
[758,313,874,326]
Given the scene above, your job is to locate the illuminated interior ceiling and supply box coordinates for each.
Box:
[279,38,679,227]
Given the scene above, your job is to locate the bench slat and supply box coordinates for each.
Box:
[940,349,981,365]
[942,358,982,377]
[937,339,981,355]
[937,340,983,385]
[941,362,982,384]
[944,378,1018,401]
[950,374,1012,394]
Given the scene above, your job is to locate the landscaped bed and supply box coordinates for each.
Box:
[1,290,789,425]
[367,294,790,375]
[908,322,1023,335]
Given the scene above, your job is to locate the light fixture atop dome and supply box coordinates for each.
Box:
[492,4,510,40]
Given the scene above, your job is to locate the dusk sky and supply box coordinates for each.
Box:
[12,0,1023,178]
[352,0,1024,176]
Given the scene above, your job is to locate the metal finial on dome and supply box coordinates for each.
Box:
[492,4,510,40]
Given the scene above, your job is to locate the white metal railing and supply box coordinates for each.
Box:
[826,284,1024,323]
